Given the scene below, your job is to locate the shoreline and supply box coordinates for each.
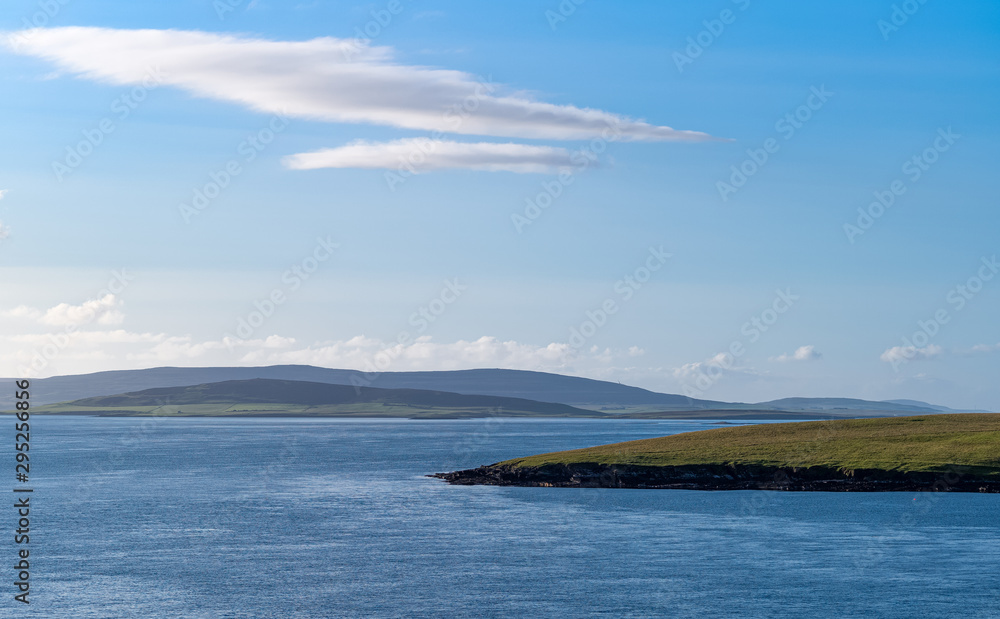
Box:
[2,411,841,420]
[431,463,1000,493]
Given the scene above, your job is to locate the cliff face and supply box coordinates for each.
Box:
[431,463,1000,492]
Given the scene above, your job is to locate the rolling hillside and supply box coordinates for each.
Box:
[0,366,724,410]
[29,378,603,419]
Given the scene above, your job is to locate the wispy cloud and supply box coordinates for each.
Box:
[771,345,822,362]
[672,352,764,381]
[2,27,719,143]
[970,342,1000,354]
[880,344,943,364]
[284,139,579,173]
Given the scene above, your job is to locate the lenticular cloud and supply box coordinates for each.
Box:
[3,26,719,143]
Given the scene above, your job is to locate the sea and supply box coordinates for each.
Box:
[5,416,998,618]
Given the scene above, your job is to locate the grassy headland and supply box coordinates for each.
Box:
[434,414,1000,491]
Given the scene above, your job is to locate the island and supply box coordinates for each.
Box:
[432,414,1000,492]
[22,378,604,419]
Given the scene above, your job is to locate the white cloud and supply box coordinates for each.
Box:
[970,342,1000,353]
[672,352,763,382]
[0,306,658,385]
[2,305,41,320]
[41,294,124,326]
[284,139,580,173]
[771,345,822,362]
[2,294,124,326]
[2,328,659,377]
[0,189,7,200]
[262,335,296,348]
[3,27,719,143]
[880,344,943,365]
[241,335,577,370]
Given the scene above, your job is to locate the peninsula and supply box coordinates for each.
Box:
[433,414,1000,492]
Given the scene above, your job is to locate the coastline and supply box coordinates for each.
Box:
[431,462,1000,493]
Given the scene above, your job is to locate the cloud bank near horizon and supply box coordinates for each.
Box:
[3,327,647,380]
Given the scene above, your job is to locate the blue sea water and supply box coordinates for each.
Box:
[4,416,998,618]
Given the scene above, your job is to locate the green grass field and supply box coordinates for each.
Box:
[503,414,1000,476]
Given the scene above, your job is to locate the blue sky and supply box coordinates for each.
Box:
[0,1,998,408]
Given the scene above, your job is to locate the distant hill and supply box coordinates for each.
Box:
[884,399,951,411]
[754,397,941,414]
[879,399,991,413]
[32,378,602,419]
[1,365,985,416]
[0,365,725,410]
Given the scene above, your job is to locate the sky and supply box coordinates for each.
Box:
[0,1,998,409]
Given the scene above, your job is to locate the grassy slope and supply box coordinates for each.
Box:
[504,414,1000,476]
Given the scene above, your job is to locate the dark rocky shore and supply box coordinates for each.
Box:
[431,463,1000,492]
